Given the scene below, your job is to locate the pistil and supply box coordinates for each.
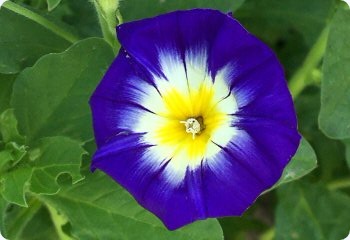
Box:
[180,117,205,139]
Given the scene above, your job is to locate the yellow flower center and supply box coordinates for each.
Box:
[153,82,230,161]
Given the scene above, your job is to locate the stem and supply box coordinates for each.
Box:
[93,0,120,53]
[288,26,330,99]
[46,203,73,240]
[3,1,79,43]
[6,198,42,239]
[327,177,350,190]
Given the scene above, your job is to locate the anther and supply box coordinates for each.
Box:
[180,117,203,139]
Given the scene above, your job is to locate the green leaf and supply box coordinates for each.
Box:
[219,209,267,240]
[2,203,72,240]
[235,0,335,77]
[0,150,14,173]
[0,2,73,74]
[236,0,334,46]
[120,0,236,22]
[2,199,42,240]
[45,203,73,240]
[11,38,114,143]
[295,86,348,181]
[47,0,62,11]
[0,195,8,236]
[53,0,102,38]
[0,74,16,113]
[0,136,85,206]
[232,0,246,11]
[15,205,61,240]
[0,144,27,178]
[276,138,317,187]
[0,167,32,207]
[0,109,25,144]
[319,9,350,139]
[4,142,27,168]
[40,172,224,240]
[275,182,350,240]
[29,136,85,195]
[344,139,350,169]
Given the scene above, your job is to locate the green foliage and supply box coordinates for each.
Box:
[1,199,42,239]
[295,86,348,181]
[345,140,350,169]
[319,8,350,139]
[0,2,73,74]
[29,137,85,195]
[275,138,317,188]
[0,74,16,113]
[235,0,335,46]
[235,0,335,77]
[11,38,114,143]
[0,150,13,173]
[119,0,237,22]
[40,171,224,240]
[0,0,350,239]
[1,167,32,207]
[51,0,102,38]
[16,205,60,240]
[276,182,350,240]
[47,0,62,11]
[0,109,25,144]
[0,195,7,235]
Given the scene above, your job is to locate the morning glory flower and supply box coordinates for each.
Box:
[90,9,300,230]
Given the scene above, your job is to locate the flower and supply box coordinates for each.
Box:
[90,9,301,230]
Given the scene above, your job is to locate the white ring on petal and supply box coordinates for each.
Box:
[185,45,210,93]
[130,47,241,186]
[156,48,189,97]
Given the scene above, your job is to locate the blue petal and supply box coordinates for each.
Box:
[117,9,227,77]
[91,134,205,230]
[201,118,300,217]
[90,50,163,147]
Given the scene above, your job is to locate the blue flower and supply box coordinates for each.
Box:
[90,9,301,230]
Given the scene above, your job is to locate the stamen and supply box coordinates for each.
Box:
[180,117,203,139]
